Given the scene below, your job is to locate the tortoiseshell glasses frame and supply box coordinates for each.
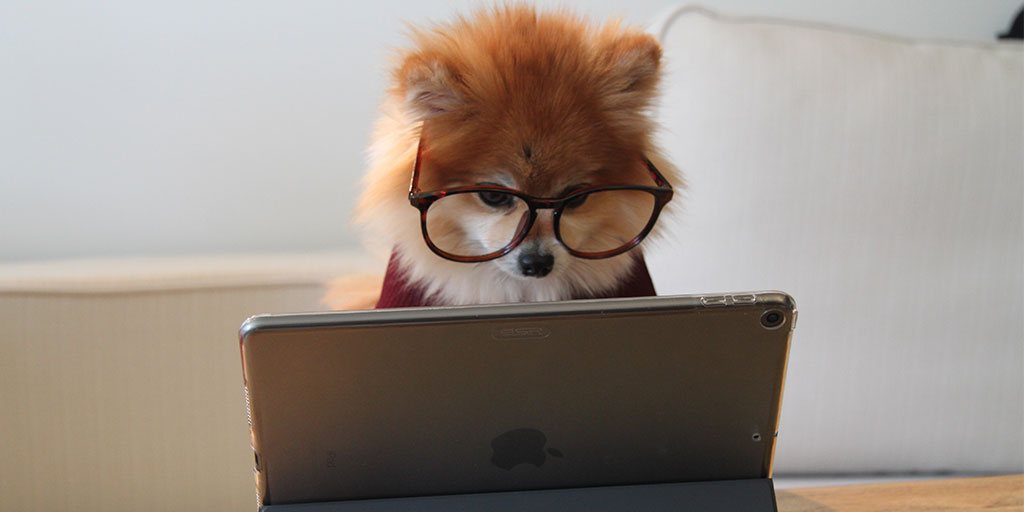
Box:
[408,136,674,263]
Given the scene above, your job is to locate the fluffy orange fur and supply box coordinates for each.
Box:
[327,4,682,308]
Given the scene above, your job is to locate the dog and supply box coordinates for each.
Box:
[326,5,681,309]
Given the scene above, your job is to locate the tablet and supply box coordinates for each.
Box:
[239,292,796,510]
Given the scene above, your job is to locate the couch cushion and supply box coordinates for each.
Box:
[648,7,1022,474]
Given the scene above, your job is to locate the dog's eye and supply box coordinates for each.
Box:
[564,193,588,209]
[477,187,513,208]
[562,185,590,209]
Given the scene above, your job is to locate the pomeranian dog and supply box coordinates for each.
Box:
[327,4,681,309]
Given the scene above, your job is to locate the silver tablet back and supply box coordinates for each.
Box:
[239,293,796,507]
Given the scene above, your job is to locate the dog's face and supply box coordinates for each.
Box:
[357,6,680,303]
[415,121,661,283]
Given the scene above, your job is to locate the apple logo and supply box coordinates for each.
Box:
[490,428,564,470]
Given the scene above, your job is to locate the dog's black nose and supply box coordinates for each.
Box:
[518,252,554,278]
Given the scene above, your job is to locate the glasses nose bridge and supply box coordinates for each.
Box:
[530,198,559,211]
[521,205,556,241]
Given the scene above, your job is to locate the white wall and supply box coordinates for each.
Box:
[2,0,1020,261]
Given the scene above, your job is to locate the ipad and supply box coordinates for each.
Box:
[239,292,796,510]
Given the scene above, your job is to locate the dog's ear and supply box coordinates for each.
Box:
[597,33,662,106]
[396,55,467,119]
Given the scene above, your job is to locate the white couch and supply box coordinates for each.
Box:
[647,6,1022,477]
[1,6,1020,512]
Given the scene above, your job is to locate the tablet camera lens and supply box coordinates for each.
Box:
[760,310,784,329]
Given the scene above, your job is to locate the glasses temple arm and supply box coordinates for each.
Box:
[643,157,671,188]
[409,135,426,197]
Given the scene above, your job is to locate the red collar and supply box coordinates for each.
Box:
[376,250,656,308]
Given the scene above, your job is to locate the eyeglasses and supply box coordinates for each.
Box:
[408,136,674,263]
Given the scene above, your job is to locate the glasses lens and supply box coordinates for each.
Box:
[559,189,657,255]
[424,191,530,258]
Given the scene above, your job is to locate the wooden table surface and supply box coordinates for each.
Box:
[777,475,1023,511]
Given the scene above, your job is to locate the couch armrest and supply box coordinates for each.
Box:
[0,251,380,511]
